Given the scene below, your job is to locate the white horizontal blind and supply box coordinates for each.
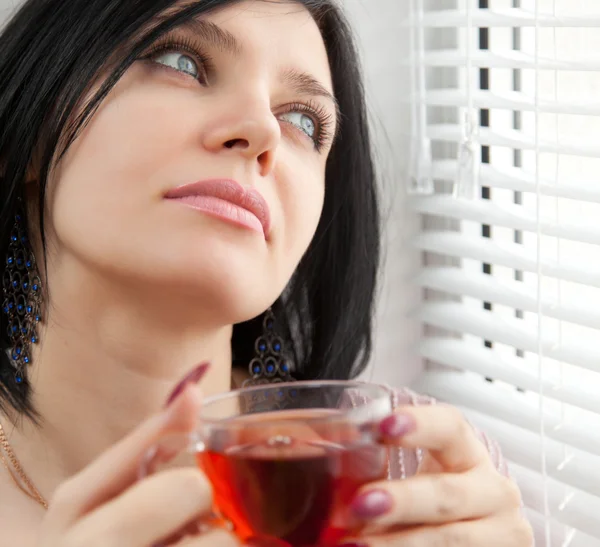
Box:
[405,1,600,545]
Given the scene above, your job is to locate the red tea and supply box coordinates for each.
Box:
[198,410,388,547]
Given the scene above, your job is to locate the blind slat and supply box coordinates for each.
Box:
[411,371,600,471]
[426,124,600,158]
[419,339,600,415]
[416,267,600,330]
[417,302,600,376]
[522,507,600,547]
[509,463,600,540]
[411,89,600,117]
[414,49,600,72]
[446,403,600,499]
[430,160,600,203]
[402,8,600,29]
[410,196,600,245]
[413,231,600,289]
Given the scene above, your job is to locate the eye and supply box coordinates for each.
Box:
[279,111,317,139]
[153,51,201,79]
[277,100,335,152]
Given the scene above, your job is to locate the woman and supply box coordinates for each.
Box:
[0,0,532,545]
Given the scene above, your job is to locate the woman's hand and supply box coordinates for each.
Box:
[340,404,534,547]
[37,383,239,547]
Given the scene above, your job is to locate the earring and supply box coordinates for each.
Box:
[244,308,295,386]
[2,210,42,384]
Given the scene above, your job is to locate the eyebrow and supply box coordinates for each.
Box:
[169,18,339,122]
[177,19,242,55]
[280,68,340,123]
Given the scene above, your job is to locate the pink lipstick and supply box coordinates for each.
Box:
[165,179,270,238]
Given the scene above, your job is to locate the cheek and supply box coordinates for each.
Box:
[276,156,325,262]
[47,69,195,259]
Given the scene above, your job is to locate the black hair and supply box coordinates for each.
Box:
[0,0,380,420]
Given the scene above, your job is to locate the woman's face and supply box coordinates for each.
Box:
[45,0,336,322]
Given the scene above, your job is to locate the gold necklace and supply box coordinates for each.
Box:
[0,421,48,509]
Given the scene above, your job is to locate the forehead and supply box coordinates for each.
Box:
[185,0,333,91]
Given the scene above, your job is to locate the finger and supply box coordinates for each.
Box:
[173,529,241,546]
[347,467,522,530]
[379,405,489,472]
[45,383,203,531]
[339,512,534,547]
[66,467,213,547]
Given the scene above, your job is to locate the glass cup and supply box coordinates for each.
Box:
[141,380,393,547]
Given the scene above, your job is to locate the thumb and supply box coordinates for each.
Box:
[46,364,207,528]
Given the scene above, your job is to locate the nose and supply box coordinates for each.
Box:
[202,98,281,177]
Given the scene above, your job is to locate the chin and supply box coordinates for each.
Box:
[70,226,291,323]
[144,249,286,324]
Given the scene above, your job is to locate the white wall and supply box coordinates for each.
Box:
[343,0,423,387]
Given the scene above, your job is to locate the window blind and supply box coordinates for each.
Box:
[404,1,600,545]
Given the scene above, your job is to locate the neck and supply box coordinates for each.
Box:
[6,259,237,500]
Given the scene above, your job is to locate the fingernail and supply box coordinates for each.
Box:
[379,413,416,438]
[338,542,368,547]
[165,362,210,408]
[350,489,393,519]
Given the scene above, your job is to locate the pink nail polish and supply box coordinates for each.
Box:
[165,362,210,407]
[350,489,393,519]
[379,413,416,438]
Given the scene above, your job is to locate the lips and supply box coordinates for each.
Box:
[164,179,271,238]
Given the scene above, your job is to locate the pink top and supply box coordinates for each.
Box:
[384,386,510,479]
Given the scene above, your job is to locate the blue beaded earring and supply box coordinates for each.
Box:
[2,210,42,384]
[244,308,295,386]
